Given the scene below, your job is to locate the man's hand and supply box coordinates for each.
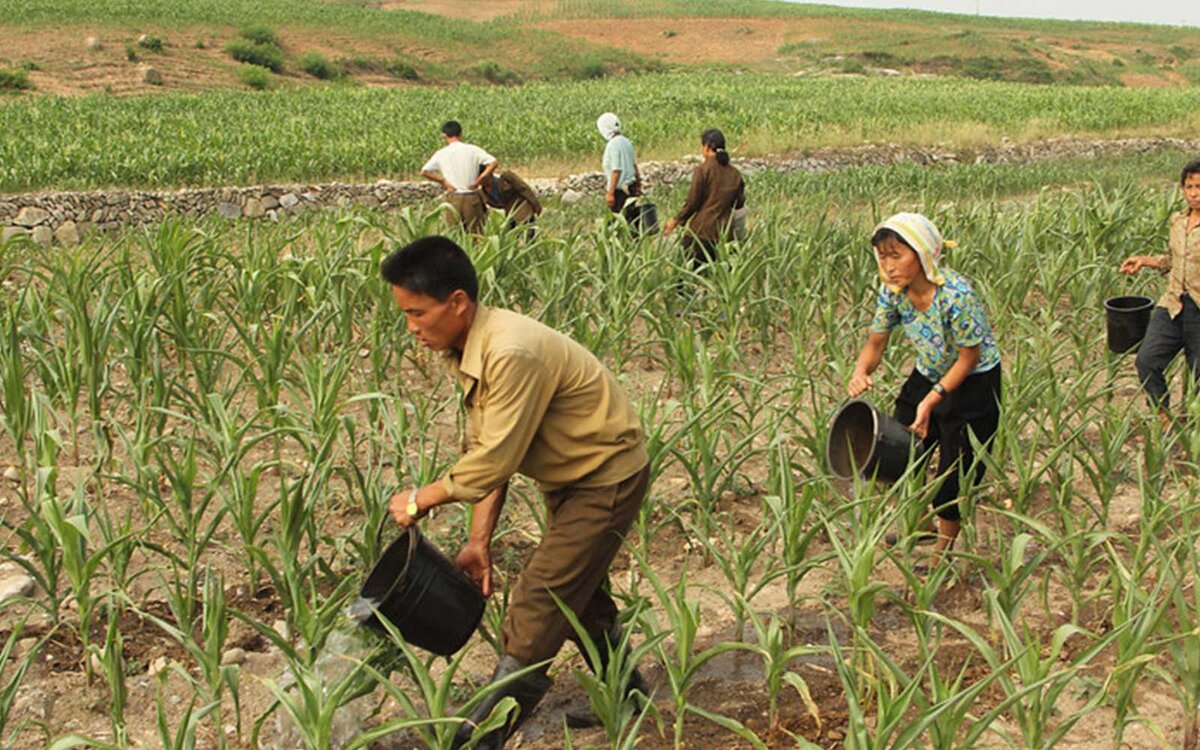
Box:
[389,489,422,528]
[910,392,941,440]
[456,540,494,596]
[848,370,873,398]
[605,191,617,209]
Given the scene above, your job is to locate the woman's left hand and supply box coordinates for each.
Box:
[910,393,940,439]
[664,218,677,235]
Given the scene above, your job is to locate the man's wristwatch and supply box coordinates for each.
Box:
[931,382,947,397]
[406,489,422,520]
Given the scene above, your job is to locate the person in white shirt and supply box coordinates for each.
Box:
[421,120,498,233]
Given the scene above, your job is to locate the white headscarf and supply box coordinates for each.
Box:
[596,112,621,141]
[872,212,956,292]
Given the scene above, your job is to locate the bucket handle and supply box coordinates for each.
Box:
[371,517,421,607]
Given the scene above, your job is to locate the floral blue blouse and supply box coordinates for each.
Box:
[870,269,1001,381]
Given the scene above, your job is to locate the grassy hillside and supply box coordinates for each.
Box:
[0,0,1198,96]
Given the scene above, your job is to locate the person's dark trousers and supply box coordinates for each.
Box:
[1135,295,1200,411]
[610,188,645,234]
[683,236,718,271]
[893,366,1002,521]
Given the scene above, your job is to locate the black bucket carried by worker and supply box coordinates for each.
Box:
[1104,295,1154,354]
[351,526,485,656]
[826,399,917,483]
[627,200,659,235]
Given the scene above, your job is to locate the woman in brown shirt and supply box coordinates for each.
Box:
[664,128,746,268]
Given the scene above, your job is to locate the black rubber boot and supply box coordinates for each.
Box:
[564,623,651,729]
[451,655,551,750]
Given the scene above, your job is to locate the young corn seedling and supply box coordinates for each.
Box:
[139,568,241,744]
[762,451,830,624]
[555,595,665,750]
[740,602,824,734]
[1103,529,1169,749]
[942,588,1125,749]
[632,551,750,750]
[351,606,526,750]
[689,512,785,642]
[0,606,47,748]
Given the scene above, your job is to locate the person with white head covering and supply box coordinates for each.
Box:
[596,112,643,226]
[847,212,1002,567]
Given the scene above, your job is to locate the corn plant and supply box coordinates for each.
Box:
[632,552,748,750]
[556,597,665,750]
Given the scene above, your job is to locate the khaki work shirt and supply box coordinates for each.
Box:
[1155,210,1200,318]
[440,305,648,502]
[673,158,745,243]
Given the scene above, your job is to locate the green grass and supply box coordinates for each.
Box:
[2,71,1198,192]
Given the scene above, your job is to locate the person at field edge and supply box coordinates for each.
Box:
[382,236,651,750]
[481,167,543,239]
[663,128,745,269]
[1119,159,1200,426]
[847,213,1002,563]
[596,112,646,228]
[420,120,497,234]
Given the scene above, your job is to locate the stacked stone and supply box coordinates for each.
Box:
[3,137,1199,245]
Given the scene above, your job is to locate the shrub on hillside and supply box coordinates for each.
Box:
[237,64,272,90]
[0,67,32,91]
[137,34,164,52]
[474,61,521,85]
[385,59,419,80]
[239,24,278,47]
[570,56,608,80]
[299,51,343,80]
[225,38,284,72]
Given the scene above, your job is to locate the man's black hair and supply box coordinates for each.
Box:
[381,235,478,302]
[1182,159,1200,185]
[442,120,463,139]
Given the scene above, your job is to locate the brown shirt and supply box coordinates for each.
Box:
[674,158,745,243]
[485,170,542,220]
[1155,210,1200,318]
[440,305,648,501]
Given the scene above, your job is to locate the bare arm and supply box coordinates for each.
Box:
[1119,255,1169,274]
[848,331,890,397]
[457,484,508,596]
[909,345,981,439]
[470,161,499,191]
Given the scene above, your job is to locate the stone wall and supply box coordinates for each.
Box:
[3,137,1197,246]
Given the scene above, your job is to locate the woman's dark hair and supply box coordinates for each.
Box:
[701,128,730,166]
[1182,159,1200,185]
[442,120,463,139]
[381,235,478,302]
[870,227,913,251]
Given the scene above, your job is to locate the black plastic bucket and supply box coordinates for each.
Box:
[628,201,659,235]
[826,399,917,482]
[1104,296,1154,354]
[353,527,485,656]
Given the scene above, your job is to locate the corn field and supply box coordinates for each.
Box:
[0,157,1198,749]
[4,72,1200,193]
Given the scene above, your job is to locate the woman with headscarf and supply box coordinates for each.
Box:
[596,112,643,226]
[846,213,1002,566]
[664,128,745,268]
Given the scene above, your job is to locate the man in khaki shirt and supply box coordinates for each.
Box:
[381,235,651,750]
[1121,159,1200,418]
